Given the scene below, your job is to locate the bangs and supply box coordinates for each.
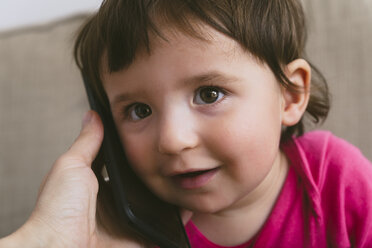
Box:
[76,1,220,74]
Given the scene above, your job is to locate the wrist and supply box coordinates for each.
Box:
[0,218,55,248]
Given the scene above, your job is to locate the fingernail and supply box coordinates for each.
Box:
[82,111,93,127]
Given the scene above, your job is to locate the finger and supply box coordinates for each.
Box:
[66,110,104,167]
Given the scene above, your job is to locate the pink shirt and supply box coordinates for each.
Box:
[185,131,372,247]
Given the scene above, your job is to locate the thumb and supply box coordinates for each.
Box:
[66,110,104,168]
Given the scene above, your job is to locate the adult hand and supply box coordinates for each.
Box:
[0,111,143,248]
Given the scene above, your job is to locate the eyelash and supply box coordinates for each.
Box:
[121,84,229,121]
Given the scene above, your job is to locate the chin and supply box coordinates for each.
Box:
[176,196,233,214]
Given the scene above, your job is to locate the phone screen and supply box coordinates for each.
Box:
[82,73,190,248]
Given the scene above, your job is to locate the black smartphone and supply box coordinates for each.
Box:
[82,73,190,248]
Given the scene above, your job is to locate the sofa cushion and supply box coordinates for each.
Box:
[304,0,372,159]
[0,15,89,236]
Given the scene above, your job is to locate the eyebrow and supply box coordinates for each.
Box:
[181,71,239,87]
[111,90,146,107]
[111,71,238,106]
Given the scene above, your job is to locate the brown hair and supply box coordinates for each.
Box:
[74,0,330,238]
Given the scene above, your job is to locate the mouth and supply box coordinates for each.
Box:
[171,167,220,190]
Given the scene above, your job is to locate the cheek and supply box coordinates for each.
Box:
[120,133,169,200]
[120,133,154,175]
[212,103,281,146]
[206,102,282,174]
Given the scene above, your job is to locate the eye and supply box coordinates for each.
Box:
[194,86,225,105]
[127,103,152,121]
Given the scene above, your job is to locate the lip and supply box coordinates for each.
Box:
[171,167,220,190]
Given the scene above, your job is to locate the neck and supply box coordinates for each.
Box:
[191,150,289,246]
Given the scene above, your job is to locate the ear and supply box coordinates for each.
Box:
[281,59,311,127]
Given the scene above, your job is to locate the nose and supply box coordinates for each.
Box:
[157,109,199,155]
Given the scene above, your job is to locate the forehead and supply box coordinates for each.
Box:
[152,27,239,59]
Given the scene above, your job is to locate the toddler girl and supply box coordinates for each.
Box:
[1,0,371,247]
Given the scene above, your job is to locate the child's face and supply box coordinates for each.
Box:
[102,26,286,213]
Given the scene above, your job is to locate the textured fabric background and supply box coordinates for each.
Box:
[304,0,372,158]
[0,16,89,236]
[0,1,371,237]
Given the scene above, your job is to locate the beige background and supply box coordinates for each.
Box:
[1,0,372,237]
